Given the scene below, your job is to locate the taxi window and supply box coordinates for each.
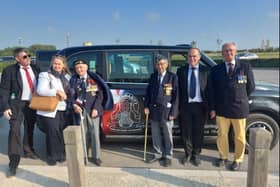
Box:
[107,52,153,83]
[67,52,99,74]
[170,54,187,73]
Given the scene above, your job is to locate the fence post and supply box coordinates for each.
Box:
[247,128,272,187]
[64,126,88,187]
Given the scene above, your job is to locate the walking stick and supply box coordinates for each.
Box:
[143,113,149,161]
[79,111,88,165]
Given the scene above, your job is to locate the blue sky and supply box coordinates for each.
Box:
[0,0,279,51]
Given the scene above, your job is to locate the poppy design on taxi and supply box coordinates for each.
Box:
[102,89,142,134]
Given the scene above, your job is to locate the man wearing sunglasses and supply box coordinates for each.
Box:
[0,48,40,177]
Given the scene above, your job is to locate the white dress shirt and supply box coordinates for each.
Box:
[225,60,236,73]
[20,65,36,101]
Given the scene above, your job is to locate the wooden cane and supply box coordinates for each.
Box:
[143,113,149,161]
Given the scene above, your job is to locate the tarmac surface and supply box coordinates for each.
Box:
[0,165,279,187]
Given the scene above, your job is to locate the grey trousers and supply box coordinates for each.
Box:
[83,111,101,160]
[151,120,174,159]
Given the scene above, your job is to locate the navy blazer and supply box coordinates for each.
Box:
[0,63,40,113]
[69,71,114,117]
[210,60,255,118]
[144,71,179,122]
[176,65,214,111]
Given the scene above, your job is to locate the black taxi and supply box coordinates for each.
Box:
[52,44,279,150]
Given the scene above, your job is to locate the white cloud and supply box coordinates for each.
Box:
[146,12,160,22]
[112,10,120,22]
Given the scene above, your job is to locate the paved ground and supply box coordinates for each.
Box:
[0,165,279,187]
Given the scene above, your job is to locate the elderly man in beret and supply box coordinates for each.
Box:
[69,59,113,166]
[144,55,179,167]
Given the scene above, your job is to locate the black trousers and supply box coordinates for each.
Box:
[37,111,66,161]
[179,102,206,157]
[8,101,36,168]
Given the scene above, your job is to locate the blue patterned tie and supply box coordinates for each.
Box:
[190,67,196,99]
[80,77,86,101]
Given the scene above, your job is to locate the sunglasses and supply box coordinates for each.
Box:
[22,54,31,59]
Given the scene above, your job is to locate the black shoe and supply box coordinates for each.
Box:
[215,158,227,167]
[231,161,241,171]
[47,159,57,166]
[24,152,39,159]
[181,156,190,165]
[93,158,102,166]
[6,167,16,178]
[162,158,172,167]
[57,158,66,163]
[57,157,66,163]
[190,155,201,167]
[147,156,161,163]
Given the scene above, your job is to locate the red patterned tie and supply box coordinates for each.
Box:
[228,63,233,77]
[23,67,34,92]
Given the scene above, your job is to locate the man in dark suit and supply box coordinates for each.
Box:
[176,48,213,166]
[69,59,113,166]
[0,48,40,177]
[210,42,255,171]
[144,55,178,167]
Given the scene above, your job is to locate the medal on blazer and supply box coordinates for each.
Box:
[238,70,247,84]
[86,78,99,96]
[164,83,172,96]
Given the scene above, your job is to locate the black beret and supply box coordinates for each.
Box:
[73,59,88,66]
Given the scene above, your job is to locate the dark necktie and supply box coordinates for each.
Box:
[190,67,196,99]
[158,73,162,85]
[22,67,34,92]
[80,77,86,100]
[80,77,86,90]
[228,63,233,77]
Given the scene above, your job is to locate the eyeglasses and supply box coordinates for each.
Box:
[22,54,31,59]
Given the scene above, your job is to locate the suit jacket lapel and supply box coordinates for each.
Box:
[199,65,204,92]
[16,64,23,90]
[234,60,241,76]
[185,66,189,94]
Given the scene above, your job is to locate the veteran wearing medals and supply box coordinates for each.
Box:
[210,42,255,171]
[69,59,113,166]
[144,55,178,167]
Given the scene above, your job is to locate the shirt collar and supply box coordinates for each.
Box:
[159,71,166,77]
[80,73,88,80]
[188,64,199,69]
[20,65,31,69]
[226,60,236,65]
